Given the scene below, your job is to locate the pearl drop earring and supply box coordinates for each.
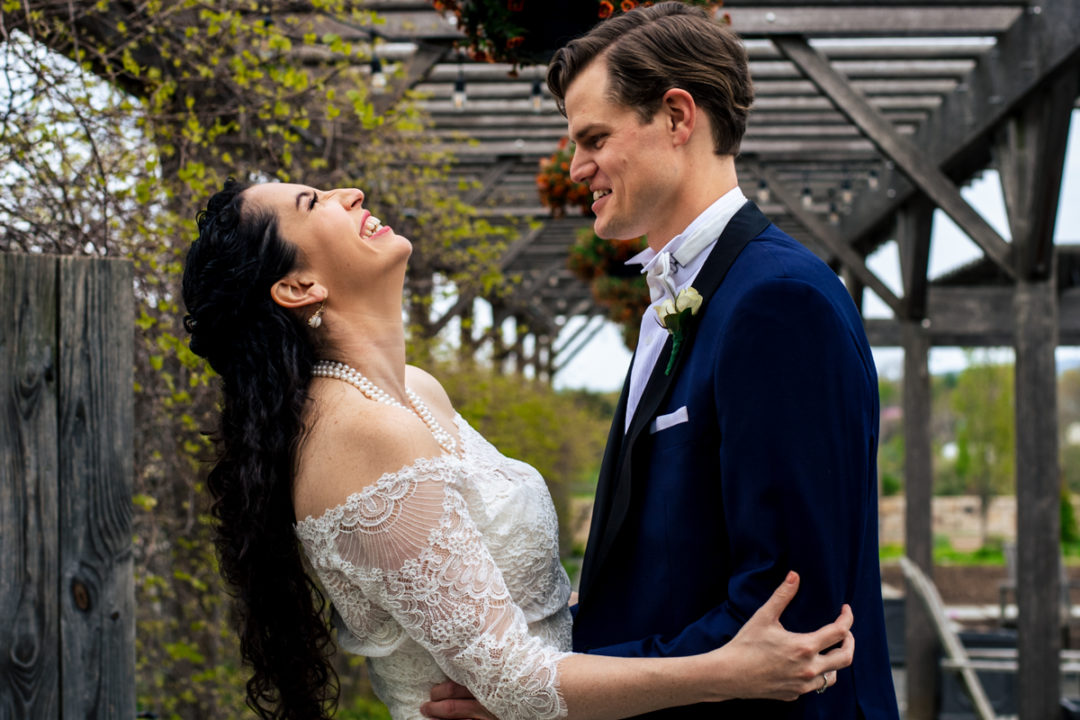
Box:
[308,300,326,329]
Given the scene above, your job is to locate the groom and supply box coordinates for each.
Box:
[547,4,899,718]
[427,3,898,718]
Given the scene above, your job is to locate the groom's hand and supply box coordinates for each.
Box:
[420,681,493,720]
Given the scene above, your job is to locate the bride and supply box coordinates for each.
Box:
[181,179,854,720]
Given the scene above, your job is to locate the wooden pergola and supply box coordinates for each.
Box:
[355,2,1080,718]
[7,0,1076,716]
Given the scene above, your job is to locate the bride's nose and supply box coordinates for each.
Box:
[330,188,364,207]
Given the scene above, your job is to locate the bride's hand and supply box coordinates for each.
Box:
[711,571,854,702]
[420,680,492,720]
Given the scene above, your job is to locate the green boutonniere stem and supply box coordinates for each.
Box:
[663,307,694,375]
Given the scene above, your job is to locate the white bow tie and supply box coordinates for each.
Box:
[645,251,678,303]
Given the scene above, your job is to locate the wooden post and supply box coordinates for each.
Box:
[0,254,135,719]
[1014,278,1061,720]
[901,320,936,720]
[996,70,1072,720]
[1,254,61,717]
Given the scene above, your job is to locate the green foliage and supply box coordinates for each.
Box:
[938,356,1015,508]
[1060,368,1080,495]
[879,536,1007,566]
[1063,484,1080,546]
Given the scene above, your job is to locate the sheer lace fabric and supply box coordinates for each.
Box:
[295,415,572,720]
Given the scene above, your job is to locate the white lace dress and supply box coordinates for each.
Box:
[294,415,573,720]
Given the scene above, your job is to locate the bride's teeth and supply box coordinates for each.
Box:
[593,190,610,201]
[362,216,382,237]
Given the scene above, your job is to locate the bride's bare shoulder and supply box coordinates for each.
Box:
[404,365,455,415]
[293,380,442,522]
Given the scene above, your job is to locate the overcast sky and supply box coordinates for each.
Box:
[551,109,1080,392]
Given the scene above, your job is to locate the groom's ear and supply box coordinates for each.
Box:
[661,88,696,147]
[270,273,326,310]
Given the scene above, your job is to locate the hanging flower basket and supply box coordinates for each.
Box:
[537,137,591,218]
[432,0,728,67]
[568,228,651,349]
[433,0,599,67]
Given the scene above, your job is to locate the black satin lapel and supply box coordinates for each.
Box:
[625,201,771,446]
[576,360,632,599]
[586,202,772,577]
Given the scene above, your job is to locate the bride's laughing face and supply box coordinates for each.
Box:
[245,182,412,295]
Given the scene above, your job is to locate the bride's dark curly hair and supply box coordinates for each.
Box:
[181,178,337,719]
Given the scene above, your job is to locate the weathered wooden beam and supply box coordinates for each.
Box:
[749,162,903,314]
[1013,278,1061,720]
[897,196,934,320]
[1,254,60,717]
[864,285,1080,346]
[996,69,1077,280]
[838,0,1080,251]
[728,6,1021,37]
[901,321,937,720]
[773,35,1016,278]
[751,58,977,80]
[746,38,996,62]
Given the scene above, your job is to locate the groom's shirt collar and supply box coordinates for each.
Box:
[626,185,748,287]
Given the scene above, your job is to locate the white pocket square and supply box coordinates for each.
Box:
[650,406,689,434]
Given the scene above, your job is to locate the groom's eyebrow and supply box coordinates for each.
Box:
[571,123,602,144]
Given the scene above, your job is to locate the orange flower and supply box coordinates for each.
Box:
[620,0,636,11]
[598,0,614,18]
[505,35,524,49]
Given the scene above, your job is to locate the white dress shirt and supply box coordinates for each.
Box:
[624,187,748,432]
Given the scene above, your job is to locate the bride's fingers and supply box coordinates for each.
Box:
[429,680,475,702]
[749,571,800,626]
[805,604,853,652]
[818,627,856,672]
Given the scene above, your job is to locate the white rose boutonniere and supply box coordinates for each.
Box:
[655,286,704,375]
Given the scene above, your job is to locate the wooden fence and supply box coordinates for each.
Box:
[1,253,135,718]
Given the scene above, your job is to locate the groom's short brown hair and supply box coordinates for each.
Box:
[546,1,753,157]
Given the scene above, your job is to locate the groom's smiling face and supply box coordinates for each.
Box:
[564,58,683,244]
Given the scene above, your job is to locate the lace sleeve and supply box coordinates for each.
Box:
[296,457,570,720]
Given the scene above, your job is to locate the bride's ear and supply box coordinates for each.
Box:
[270,273,327,310]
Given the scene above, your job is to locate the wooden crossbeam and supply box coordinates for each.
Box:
[773,35,1016,278]
[863,286,1080,346]
[729,6,1020,37]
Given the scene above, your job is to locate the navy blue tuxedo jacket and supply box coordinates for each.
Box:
[572,202,899,719]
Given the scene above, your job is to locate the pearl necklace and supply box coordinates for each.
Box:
[312,360,458,457]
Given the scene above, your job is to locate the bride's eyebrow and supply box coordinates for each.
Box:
[295,190,315,211]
